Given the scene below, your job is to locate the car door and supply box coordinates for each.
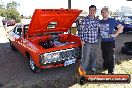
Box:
[17,25,29,55]
[13,25,23,51]
[8,25,20,48]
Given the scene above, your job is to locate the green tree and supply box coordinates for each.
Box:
[0,1,22,23]
[0,9,5,16]
[0,4,4,9]
[0,3,4,16]
[5,9,20,22]
[6,1,20,10]
[5,1,21,22]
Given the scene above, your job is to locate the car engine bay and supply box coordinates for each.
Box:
[38,34,75,49]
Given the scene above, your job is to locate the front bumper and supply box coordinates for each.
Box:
[40,58,80,68]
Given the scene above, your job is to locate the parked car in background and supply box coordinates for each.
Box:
[6,19,16,26]
[122,23,132,33]
[7,9,82,73]
[119,18,132,33]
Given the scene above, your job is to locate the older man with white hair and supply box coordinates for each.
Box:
[100,7,124,74]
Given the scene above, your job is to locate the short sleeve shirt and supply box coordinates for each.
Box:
[100,18,119,42]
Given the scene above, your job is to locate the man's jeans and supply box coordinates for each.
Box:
[81,43,98,71]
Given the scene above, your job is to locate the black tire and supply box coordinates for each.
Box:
[124,42,132,46]
[29,57,41,73]
[9,41,17,51]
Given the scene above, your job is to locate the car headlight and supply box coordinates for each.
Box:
[40,52,60,64]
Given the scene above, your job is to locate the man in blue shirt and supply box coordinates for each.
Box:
[100,7,124,74]
[78,5,100,74]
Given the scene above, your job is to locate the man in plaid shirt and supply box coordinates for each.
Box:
[78,5,100,74]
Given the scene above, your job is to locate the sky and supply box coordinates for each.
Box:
[1,0,132,16]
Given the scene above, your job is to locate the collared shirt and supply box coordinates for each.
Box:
[78,16,100,44]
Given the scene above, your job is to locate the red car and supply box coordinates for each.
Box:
[7,9,82,73]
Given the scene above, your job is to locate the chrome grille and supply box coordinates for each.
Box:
[40,47,81,64]
[59,47,80,60]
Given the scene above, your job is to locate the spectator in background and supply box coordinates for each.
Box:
[2,19,7,31]
[100,7,124,74]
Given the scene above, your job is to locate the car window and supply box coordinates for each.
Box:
[13,25,22,36]
[13,26,17,33]
[24,25,29,36]
[16,27,22,36]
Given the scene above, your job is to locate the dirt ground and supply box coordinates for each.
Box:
[0,26,132,88]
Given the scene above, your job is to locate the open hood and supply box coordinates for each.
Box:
[27,9,82,36]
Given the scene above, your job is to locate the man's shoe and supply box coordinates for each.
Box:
[108,72,114,74]
[108,70,114,74]
[108,68,114,74]
[91,68,96,73]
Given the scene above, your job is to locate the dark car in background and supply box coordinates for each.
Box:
[6,19,16,26]
[119,18,132,33]
[2,19,16,27]
[121,41,132,55]
[123,23,132,33]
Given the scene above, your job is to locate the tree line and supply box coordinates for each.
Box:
[0,1,20,22]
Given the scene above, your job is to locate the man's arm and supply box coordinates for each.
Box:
[111,24,124,37]
[115,24,124,36]
[78,19,86,45]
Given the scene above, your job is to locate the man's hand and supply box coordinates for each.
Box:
[114,24,124,36]
[81,41,85,46]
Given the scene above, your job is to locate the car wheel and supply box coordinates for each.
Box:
[29,57,41,73]
[9,41,17,50]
